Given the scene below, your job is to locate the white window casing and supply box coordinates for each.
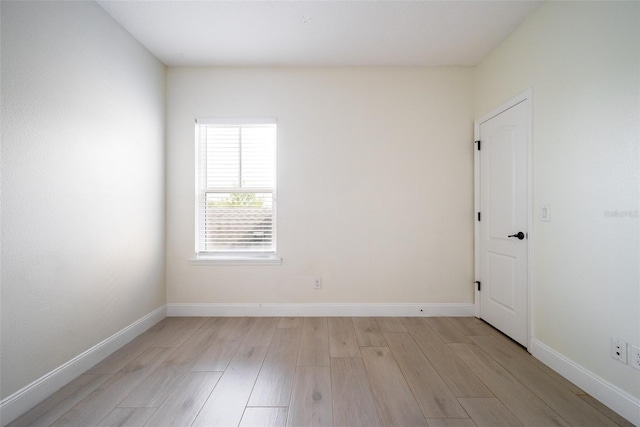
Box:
[192,118,280,264]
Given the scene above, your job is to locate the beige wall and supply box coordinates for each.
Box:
[166,67,475,305]
[0,1,166,399]
[475,1,639,399]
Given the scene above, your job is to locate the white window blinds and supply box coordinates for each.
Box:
[196,119,276,255]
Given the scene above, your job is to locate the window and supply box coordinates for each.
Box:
[194,119,278,262]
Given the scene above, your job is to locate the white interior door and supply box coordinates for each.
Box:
[476,95,530,348]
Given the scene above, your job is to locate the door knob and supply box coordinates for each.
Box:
[508,232,525,240]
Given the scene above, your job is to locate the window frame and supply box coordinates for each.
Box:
[191,118,281,265]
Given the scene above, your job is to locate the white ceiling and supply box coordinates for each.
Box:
[96,0,542,67]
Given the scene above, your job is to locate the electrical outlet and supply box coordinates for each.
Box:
[313,277,322,289]
[611,338,628,364]
[629,344,640,371]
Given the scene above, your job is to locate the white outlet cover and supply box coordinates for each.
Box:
[629,344,640,371]
[611,338,628,364]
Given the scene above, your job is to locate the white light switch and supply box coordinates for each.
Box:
[541,204,551,222]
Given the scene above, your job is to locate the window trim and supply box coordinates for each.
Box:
[193,118,280,264]
[188,254,282,266]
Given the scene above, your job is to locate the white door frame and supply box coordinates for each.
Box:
[474,88,533,351]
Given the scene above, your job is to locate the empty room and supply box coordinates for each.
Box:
[1,0,638,426]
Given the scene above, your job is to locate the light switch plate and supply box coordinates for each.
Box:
[541,204,551,222]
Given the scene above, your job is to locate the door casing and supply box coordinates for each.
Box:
[474,89,533,351]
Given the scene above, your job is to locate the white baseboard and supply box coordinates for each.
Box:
[0,306,167,427]
[166,302,475,317]
[531,339,640,426]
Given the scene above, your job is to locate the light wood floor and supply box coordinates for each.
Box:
[9,317,634,427]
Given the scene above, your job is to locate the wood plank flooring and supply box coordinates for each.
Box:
[9,317,634,427]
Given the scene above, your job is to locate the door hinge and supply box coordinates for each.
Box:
[477,212,481,221]
[474,281,481,291]
[475,140,481,150]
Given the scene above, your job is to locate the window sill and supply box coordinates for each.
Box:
[189,255,282,266]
